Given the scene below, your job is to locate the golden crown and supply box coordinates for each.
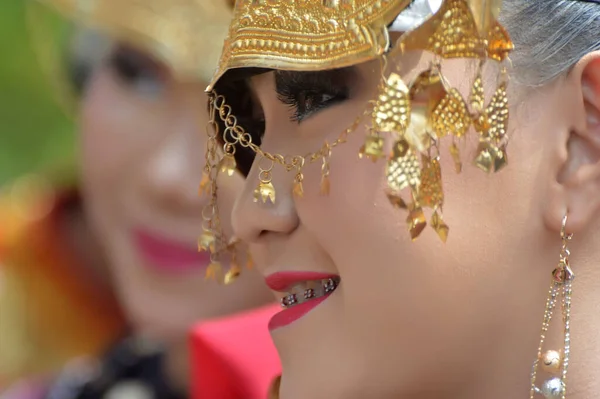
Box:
[207,0,412,90]
[36,0,232,81]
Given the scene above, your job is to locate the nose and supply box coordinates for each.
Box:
[232,153,300,243]
[140,94,206,214]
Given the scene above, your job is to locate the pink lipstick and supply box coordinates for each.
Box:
[265,272,338,292]
[133,229,210,274]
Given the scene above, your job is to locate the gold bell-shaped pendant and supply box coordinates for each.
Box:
[254,180,276,204]
[224,263,242,285]
[198,231,216,253]
[205,261,222,281]
[220,154,237,177]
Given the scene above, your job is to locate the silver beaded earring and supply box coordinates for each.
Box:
[530,214,574,399]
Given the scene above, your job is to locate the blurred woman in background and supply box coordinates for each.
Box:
[0,0,276,397]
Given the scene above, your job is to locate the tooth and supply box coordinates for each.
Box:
[323,278,337,293]
[281,293,298,308]
[291,282,307,292]
[314,282,325,297]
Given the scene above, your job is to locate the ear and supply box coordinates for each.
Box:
[544,53,600,234]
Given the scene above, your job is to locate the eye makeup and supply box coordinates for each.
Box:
[274,68,353,122]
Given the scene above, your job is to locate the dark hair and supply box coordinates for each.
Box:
[213,69,270,176]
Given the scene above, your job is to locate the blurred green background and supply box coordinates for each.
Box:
[0,0,75,186]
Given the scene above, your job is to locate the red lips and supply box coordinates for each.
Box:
[265,271,338,292]
[264,271,340,331]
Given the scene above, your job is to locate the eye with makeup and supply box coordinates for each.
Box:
[275,69,351,123]
[215,68,352,176]
[107,45,168,97]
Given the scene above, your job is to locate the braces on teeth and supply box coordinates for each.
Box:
[304,288,315,299]
[324,278,337,293]
[280,278,340,308]
[282,294,298,307]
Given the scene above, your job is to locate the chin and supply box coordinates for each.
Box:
[128,304,187,343]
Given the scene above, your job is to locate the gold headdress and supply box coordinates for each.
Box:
[200,0,513,281]
[27,0,233,114]
[207,0,412,88]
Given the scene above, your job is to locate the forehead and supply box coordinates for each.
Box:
[249,72,274,89]
[244,72,275,100]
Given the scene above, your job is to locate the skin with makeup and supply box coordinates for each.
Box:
[0,1,274,397]
[202,0,600,398]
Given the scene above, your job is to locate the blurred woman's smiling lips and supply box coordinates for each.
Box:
[132,228,210,274]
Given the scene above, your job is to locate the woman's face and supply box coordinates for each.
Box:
[232,50,579,398]
[79,44,273,343]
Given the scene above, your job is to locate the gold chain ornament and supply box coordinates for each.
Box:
[199,0,514,281]
[198,98,253,284]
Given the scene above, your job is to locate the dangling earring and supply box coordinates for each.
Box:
[530,214,575,399]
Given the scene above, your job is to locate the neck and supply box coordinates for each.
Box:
[562,275,600,398]
[164,338,190,395]
[460,263,600,399]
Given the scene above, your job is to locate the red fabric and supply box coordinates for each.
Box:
[191,304,281,399]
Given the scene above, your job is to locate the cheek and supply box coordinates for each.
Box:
[295,120,541,366]
[80,72,139,193]
[79,71,166,207]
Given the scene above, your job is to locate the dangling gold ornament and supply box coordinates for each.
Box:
[220,154,237,177]
[205,261,222,282]
[431,88,471,140]
[199,169,211,196]
[372,73,411,134]
[359,132,385,162]
[198,231,216,253]
[431,209,449,243]
[201,0,515,248]
[386,139,421,193]
[254,180,276,204]
[407,205,427,241]
[293,173,305,198]
[254,159,276,204]
[224,262,242,285]
[473,81,509,173]
[416,155,443,209]
[320,142,332,196]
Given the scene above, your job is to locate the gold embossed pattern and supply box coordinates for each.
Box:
[386,139,421,192]
[208,0,412,89]
[400,0,513,62]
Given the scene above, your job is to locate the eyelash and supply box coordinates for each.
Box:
[275,74,350,123]
[219,71,350,177]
